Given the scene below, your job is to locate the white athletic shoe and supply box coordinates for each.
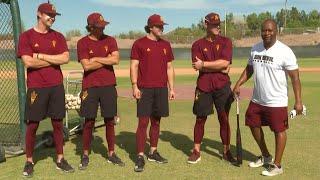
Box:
[249,155,273,168]
[262,164,283,176]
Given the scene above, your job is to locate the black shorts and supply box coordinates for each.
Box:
[137,87,169,117]
[80,85,117,119]
[193,84,234,117]
[25,84,65,122]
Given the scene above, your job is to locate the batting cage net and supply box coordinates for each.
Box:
[0,0,25,151]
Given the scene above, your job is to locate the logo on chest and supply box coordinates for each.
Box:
[253,55,274,64]
[34,43,39,48]
[203,48,208,52]
[163,48,167,55]
[104,46,108,52]
[52,40,57,48]
[216,44,220,51]
[89,50,94,54]
[147,48,151,52]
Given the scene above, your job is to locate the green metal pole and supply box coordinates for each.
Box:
[2,0,11,4]
[10,0,26,147]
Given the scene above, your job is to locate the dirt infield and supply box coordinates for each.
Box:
[61,67,320,78]
[112,67,245,77]
[1,67,319,79]
[117,85,253,100]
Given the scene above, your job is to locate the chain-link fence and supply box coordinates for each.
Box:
[0,0,25,149]
[114,26,320,45]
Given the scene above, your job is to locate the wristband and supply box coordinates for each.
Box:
[290,105,307,119]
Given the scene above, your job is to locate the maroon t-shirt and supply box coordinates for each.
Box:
[17,28,68,88]
[77,35,118,89]
[191,36,232,92]
[130,36,174,88]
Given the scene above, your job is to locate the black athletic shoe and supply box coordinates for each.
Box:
[107,153,125,167]
[56,158,75,173]
[22,161,34,177]
[223,150,237,165]
[134,155,145,172]
[147,150,168,164]
[79,155,89,170]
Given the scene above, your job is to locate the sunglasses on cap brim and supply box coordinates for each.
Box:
[91,25,106,29]
[43,13,57,18]
[153,25,164,29]
[206,23,220,28]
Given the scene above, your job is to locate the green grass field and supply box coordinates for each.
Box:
[0,58,319,179]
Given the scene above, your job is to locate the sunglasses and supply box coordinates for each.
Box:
[208,24,220,29]
[44,13,56,19]
[154,25,164,29]
[92,26,105,30]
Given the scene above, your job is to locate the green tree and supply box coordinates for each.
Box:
[117,30,144,39]
[306,10,320,27]
[276,9,286,27]
[246,13,260,33]
[65,29,82,41]
[116,8,320,43]
[287,7,303,27]
[258,11,273,23]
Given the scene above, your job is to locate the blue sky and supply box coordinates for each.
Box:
[18,0,320,36]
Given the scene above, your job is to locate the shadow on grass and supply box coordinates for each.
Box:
[70,132,109,161]
[33,135,56,165]
[160,131,257,162]
[160,131,193,156]
[31,118,108,165]
[115,131,150,163]
[115,131,136,162]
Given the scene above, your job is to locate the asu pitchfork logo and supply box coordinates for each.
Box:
[212,15,219,21]
[160,16,165,23]
[104,46,108,52]
[99,15,104,22]
[195,90,200,101]
[52,40,56,48]
[30,91,38,105]
[81,90,88,101]
[163,48,167,55]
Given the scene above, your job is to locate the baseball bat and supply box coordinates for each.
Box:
[236,97,243,166]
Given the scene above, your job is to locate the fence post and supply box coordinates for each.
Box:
[10,0,26,146]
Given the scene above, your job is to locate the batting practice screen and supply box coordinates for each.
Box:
[0,0,24,147]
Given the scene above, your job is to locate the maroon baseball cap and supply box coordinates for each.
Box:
[204,13,220,25]
[37,3,61,16]
[87,13,109,28]
[147,14,168,27]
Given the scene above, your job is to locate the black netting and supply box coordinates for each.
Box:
[0,2,22,146]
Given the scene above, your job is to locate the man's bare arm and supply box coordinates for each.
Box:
[21,55,51,69]
[287,69,303,114]
[37,51,69,65]
[91,51,120,66]
[80,59,104,71]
